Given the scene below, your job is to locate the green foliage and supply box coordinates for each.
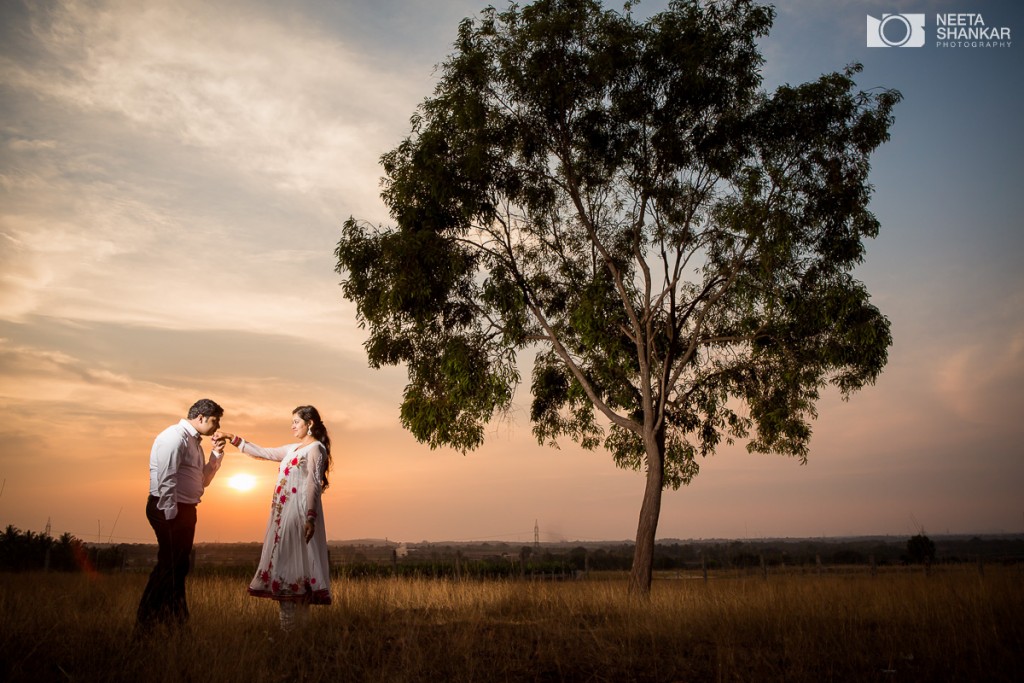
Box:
[337,0,897,468]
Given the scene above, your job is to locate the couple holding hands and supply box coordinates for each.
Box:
[135,400,333,634]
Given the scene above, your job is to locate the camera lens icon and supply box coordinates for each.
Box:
[866,14,926,47]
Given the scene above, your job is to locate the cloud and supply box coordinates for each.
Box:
[16,0,417,209]
[0,0,423,339]
[934,325,1024,426]
[0,315,406,428]
[7,137,57,151]
[0,335,184,416]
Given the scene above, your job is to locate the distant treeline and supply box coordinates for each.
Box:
[390,535,1024,575]
[333,535,1023,579]
[3,524,1022,575]
[0,525,127,572]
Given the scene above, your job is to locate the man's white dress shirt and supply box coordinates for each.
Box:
[149,419,224,520]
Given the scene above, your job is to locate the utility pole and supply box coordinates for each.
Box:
[44,517,52,572]
[534,519,540,550]
[108,506,122,543]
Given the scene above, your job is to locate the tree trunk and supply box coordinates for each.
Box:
[628,437,664,597]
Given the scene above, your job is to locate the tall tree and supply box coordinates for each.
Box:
[906,533,936,566]
[336,0,899,595]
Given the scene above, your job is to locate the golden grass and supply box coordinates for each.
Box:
[1,566,1021,682]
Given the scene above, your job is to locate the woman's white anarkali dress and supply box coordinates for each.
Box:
[238,439,331,604]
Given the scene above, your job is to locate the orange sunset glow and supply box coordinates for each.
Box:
[0,0,1022,548]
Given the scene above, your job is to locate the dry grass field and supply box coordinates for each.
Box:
[1,566,1021,682]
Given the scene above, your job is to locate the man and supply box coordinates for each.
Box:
[136,398,227,632]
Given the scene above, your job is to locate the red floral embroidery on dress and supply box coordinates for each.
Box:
[247,448,330,604]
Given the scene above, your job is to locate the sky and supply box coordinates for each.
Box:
[0,0,1021,546]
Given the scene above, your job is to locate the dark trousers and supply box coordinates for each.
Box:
[136,496,197,630]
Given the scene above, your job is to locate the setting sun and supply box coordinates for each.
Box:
[227,474,258,492]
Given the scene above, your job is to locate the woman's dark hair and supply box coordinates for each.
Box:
[294,405,332,491]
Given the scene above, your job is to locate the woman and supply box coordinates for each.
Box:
[219,405,333,630]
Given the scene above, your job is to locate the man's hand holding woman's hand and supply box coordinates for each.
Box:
[215,431,237,448]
